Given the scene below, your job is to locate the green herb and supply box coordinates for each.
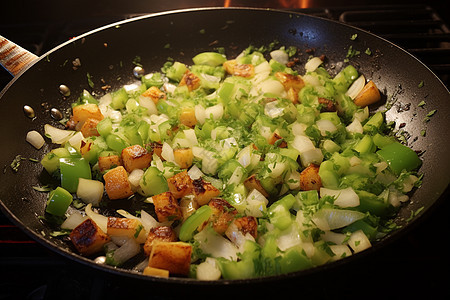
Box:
[420,129,426,137]
[365,48,372,55]
[28,158,39,163]
[10,155,26,172]
[132,56,143,67]
[199,29,206,34]
[346,46,360,59]
[32,185,52,192]
[418,81,424,88]
[164,43,171,49]
[406,206,425,222]
[87,73,94,88]
[423,109,437,122]
[350,34,358,40]
[50,229,71,237]
[134,224,144,238]
[286,46,297,57]
[417,100,426,107]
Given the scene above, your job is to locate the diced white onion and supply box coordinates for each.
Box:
[264,101,284,118]
[259,79,285,96]
[346,119,364,134]
[299,148,324,167]
[347,230,371,253]
[194,228,239,261]
[77,178,104,206]
[276,223,302,251]
[267,162,286,178]
[85,203,108,233]
[123,82,141,93]
[187,165,204,180]
[195,104,206,125]
[244,189,268,217]
[128,169,144,190]
[67,132,84,152]
[291,135,315,153]
[270,50,289,65]
[316,119,337,136]
[138,95,158,115]
[291,123,308,136]
[205,103,224,120]
[44,124,75,144]
[61,211,87,230]
[329,245,352,261]
[26,130,45,149]
[311,208,365,231]
[346,75,365,100]
[254,60,271,74]
[305,57,323,73]
[353,106,369,122]
[161,142,175,164]
[227,167,245,186]
[140,210,161,231]
[320,187,360,208]
[112,238,141,265]
[183,129,198,146]
[321,231,348,245]
[196,258,221,281]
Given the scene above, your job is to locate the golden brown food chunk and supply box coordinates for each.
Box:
[80,118,100,137]
[143,266,169,278]
[300,164,322,191]
[173,148,194,169]
[142,86,166,104]
[152,192,183,222]
[192,178,221,206]
[71,103,104,126]
[318,97,337,112]
[70,218,111,256]
[121,145,152,172]
[267,130,287,148]
[179,107,197,128]
[233,216,258,239]
[98,155,122,173]
[354,80,381,107]
[223,59,255,78]
[179,70,201,91]
[103,166,134,200]
[244,174,269,198]
[143,226,177,256]
[275,72,305,104]
[148,241,192,276]
[149,142,164,160]
[206,198,237,235]
[167,170,193,199]
[107,217,146,243]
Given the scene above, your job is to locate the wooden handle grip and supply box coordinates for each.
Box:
[0,35,38,76]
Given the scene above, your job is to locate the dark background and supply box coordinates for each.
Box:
[1,1,449,299]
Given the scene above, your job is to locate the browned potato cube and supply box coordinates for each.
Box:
[300,164,322,191]
[223,60,255,77]
[267,130,287,148]
[79,140,93,157]
[149,142,164,160]
[275,72,305,91]
[152,192,183,222]
[233,216,258,239]
[354,80,381,107]
[121,145,152,172]
[98,155,122,173]
[142,86,166,104]
[173,148,194,169]
[318,97,337,112]
[192,178,221,206]
[179,70,201,91]
[72,103,104,125]
[244,174,269,197]
[143,266,169,278]
[143,226,177,256]
[167,170,193,199]
[103,166,134,200]
[107,217,146,243]
[179,107,197,128]
[207,198,237,235]
[79,117,100,137]
[148,241,192,276]
[70,218,111,256]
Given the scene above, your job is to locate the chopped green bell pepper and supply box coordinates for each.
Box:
[179,205,213,242]
[59,157,92,193]
[377,142,422,175]
[46,187,73,216]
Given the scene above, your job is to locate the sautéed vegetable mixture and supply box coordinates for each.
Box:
[36,46,422,280]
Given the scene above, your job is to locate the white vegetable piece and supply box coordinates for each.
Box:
[61,211,87,230]
[305,57,323,72]
[67,131,84,152]
[161,142,176,164]
[346,119,364,134]
[196,258,221,281]
[270,49,289,65]
[138,95,158,115]
[26,130,45,149]
[264,101,284,118]
[194,228,239,261]
[194,104,206,125]
[299,148,324,167]
[204,103,224,121]
[345,75,366,100]
[244,189,268,217]
[347,230,372,253]
[329,245,352,261]
[311,208,365,231]
[77,178,104,207]
[44,124,76,144]
[316,119,337,136]
[291,135,315,153]
[128,169,144,190]
[320,187,360,208]
[85,203,108,233]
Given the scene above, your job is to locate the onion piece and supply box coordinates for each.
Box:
[196,257,221,281]
[311,208,365,231]
[329,245,352,261]
[85,203,108,233]
[204,103,224,120]
[161,142,175,164]
[346,119,364,134]
[128,169,144,190]
[270,50,289,65]
[111,238,141,265]
[26,130,45,149]
[347,230,371,253]
[320,187,360,208]
[61,211,87,230]
[305,57,323,72]
[138,95,158,115]
[44,124,75,144]
[244,189,268,217]
[77,178,104,206]
[187,165,204,180]
[67,131,84,152]
[316,119,337,136]
[345,75,365,100]
[194,104,206,125]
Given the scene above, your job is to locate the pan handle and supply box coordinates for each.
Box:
[0,35,38,77]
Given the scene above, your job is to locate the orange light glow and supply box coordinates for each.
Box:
[278,0,312,9]
[224,0,231,8]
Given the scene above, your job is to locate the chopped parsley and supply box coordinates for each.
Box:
[350,34,358,40]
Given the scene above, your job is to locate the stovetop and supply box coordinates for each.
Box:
[1,3,449,299]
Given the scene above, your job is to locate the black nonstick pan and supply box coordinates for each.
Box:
[0,7,449,291]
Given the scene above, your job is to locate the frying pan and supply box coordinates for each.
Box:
[1,7,449,290]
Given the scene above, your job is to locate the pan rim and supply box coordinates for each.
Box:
[1,6,449,285]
